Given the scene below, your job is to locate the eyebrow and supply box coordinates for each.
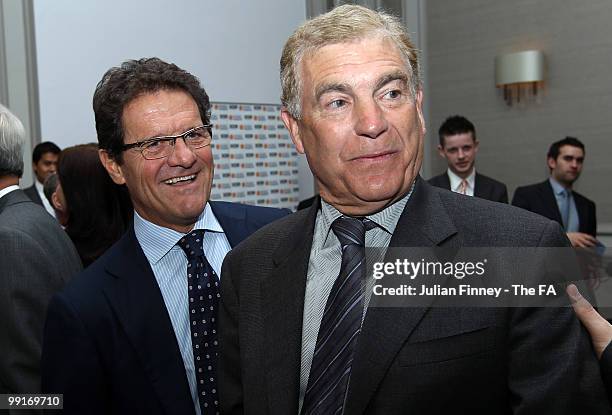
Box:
[373,71,410,92]
[314,82,352,103]
[314,70,411,103]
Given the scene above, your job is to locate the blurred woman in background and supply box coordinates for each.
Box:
[51,143,132,267]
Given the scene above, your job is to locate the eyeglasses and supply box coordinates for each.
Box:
[120,124,213,160]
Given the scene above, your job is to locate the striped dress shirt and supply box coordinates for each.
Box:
[298,185,414,412]
[134,203,232,415]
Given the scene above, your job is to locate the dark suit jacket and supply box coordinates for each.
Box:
[0,190,81,403]
[297,196,317,211]
[428,171,508,203]
[602,343,612,404]
[512,180,597,237]
[219,178,609,414]
[23,183,43,206]
[41,201,288,415]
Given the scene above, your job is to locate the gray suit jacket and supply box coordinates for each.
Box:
[219,177,610,414]
[23,184,43,206]
[0,189,81,400]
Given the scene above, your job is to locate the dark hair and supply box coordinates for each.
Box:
[43,173,59,205]
[93,57,211,163]
[547,136,585,160]
[438,115,476,147]
[58,143,133,267]
[32,141,60,163]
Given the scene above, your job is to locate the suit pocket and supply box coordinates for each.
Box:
[398,326,497,367]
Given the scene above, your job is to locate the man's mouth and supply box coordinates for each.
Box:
[352,151,396,161]
[163,174,197,185]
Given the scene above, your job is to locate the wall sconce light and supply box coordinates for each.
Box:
[495,50,545,106]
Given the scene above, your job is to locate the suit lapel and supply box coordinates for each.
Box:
[102,229,196,415]
[261,199,319,414]
[441,172,451,190]
[345,179,458,414]
[541,181,564,224]
[474,173,488,199]
[209,201,247,247]
[573,193,589,233]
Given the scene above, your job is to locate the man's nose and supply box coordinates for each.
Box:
[353,99,388,139]
[167,137,197,166]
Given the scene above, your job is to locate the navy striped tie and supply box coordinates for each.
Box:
[177,230,220,414]
[301,216,374,415]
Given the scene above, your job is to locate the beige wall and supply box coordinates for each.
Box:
[425,0,612,224]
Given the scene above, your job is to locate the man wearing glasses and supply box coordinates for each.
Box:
[41,58,288,415]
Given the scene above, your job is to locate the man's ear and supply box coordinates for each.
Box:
[473,139,480,154]
[437,144,447,159]
[51,190,64,212]
[98,149,126,185]
[280,108,305,154]
[546,156,556,171]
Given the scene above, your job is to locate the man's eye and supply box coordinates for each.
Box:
[328,99,346,109]
[383,89,402,99]
[145,140,163,149]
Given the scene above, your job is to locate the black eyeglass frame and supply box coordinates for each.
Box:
[119,124,213,159]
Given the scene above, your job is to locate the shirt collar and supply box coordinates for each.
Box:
[134,202,224,265]
[549,177,570,195]
[0,185,20,199]
[447,168,475,192]
[319,180,415,244]
[34,179,44,193]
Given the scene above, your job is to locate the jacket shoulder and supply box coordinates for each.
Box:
[514,181,547,195]
[211,201,289,224]
[476,173,507,188]
[225,209,308,260]
[572,190,596,207]
[434,187,567,246]
[427,173,447,186]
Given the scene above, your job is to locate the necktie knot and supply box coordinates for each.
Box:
[177,229,205,260]
[459,178,468,194]
[331,216,375,248]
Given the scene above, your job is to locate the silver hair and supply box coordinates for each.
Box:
[0,104,26,177]
[280,4,421,119]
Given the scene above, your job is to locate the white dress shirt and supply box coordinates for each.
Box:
[447,168,475,196]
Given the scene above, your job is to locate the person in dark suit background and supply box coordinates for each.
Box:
[0,104,82,408]
[219,5,608,414]
[512,136,597,247]
[23,141,60,217]
[428,115,508,203]
[41,58,288,415]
